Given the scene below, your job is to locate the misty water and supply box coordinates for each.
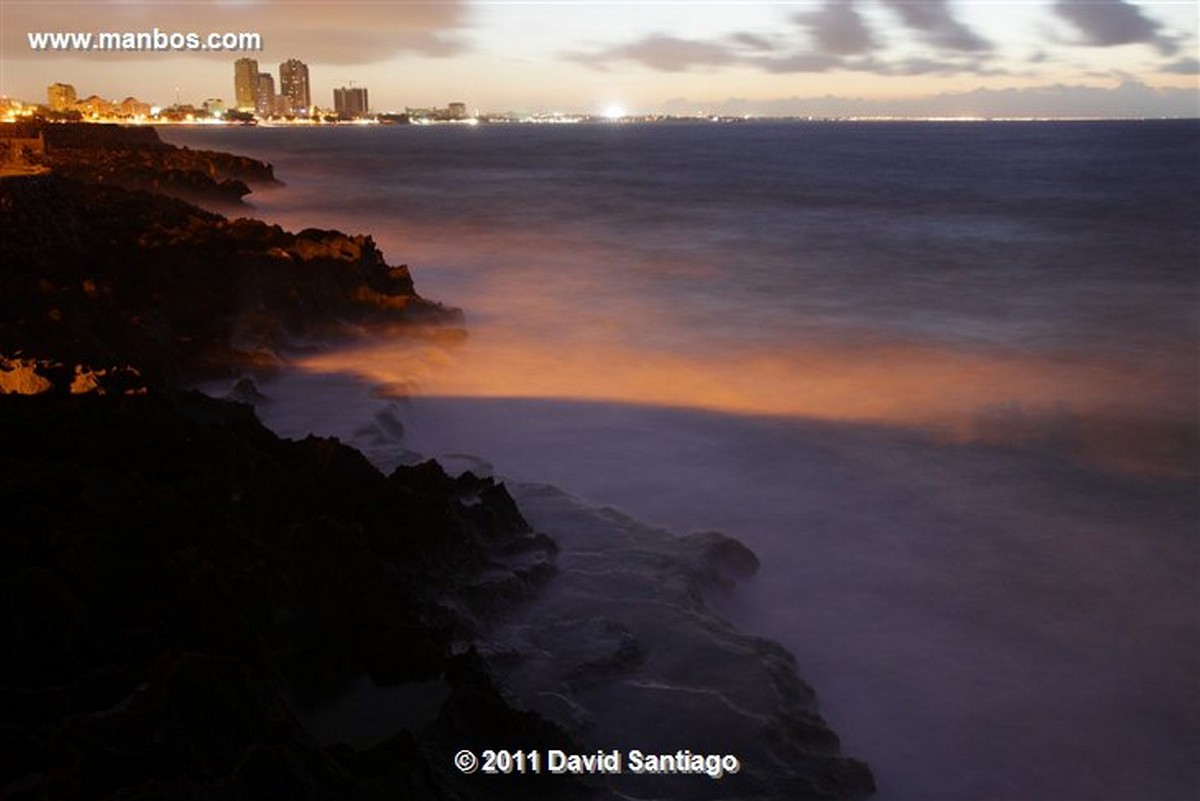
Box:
[167,121,1199,800]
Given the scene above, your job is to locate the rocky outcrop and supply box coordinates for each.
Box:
[6,121,276,205]
[21,121,162,149]
[0,172,459,386]
[0,355,144,396]
[490,488,877,801]
[0,356,53,394]
[0,390,587,801]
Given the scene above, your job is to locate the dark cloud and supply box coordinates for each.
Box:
[574,6,1001,78]
[571,35,846,76]
[795,1,878,56]
[877,0,991,52]
[729,33,777,53]
[757,51,1002,77]
[1162,57,1200,75]
[876,56,977,76]
[8,0,471,62]
[757,53,844,74]
[1052,0,1176,54]
[570,34,740,72]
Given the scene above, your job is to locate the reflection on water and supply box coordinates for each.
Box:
[293,330,1196,478]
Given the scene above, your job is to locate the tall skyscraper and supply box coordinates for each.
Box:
[47,82,77,111]
[233,57,258,112]
[334,86,369,119]
[254,73,276,117]
[279,59,311,116]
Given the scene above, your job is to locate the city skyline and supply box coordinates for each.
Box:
[2,1,1198,118]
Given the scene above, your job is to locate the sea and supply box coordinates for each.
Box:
[164,120,1199,801]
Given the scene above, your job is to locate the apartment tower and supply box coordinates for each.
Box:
[279,59,311,116]
[233,58,258,112]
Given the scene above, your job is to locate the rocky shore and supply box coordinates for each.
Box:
[5,121,275,205]
[1,391,586,800]
[0,162,456,389]
[0,123,874,800]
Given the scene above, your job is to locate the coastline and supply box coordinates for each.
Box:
[0,123,875,800]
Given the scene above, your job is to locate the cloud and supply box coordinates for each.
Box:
[728,33,777,53]
[1052,0,1176,55]
[878,0,991,52]
[874,56,1006,77]
[796,1,878,56]
[573,6,999,78]
[1162,57,1200,75]
[570,34,741,72]
[574,38,873,78]
[7,0,471,63]
[661,80,1200,119]
[758,53,845,74]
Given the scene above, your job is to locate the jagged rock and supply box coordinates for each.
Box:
[225,377,268,405]
[7,121,277,206]
[0,172,460,386]
[0,356,52,394]
[287,230,366,262]
[679,530,762,593]
[0,354,146,396]
[0,390,581,801]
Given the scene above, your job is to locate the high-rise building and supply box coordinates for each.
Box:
[448,102,468,120]
[279,59,311,116]
[47,82,76,111]
[254,72,276,117]
[333,86,369,119]
[233,58,258,112]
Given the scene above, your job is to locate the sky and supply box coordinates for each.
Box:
[2,1,1197,117]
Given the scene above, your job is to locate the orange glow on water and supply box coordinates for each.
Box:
[294,331,1195,477]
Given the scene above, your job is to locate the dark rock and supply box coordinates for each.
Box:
[679,529,762,594]
[7,121,277,206]
[0,171,461,388]
[0,390,577,801]
[225,377,268,405]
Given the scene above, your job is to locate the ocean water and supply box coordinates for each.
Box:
[166,121,1199,800]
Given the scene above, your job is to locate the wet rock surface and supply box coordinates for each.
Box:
[482,485,876,801]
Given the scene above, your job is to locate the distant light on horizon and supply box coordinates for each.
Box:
[603,103,626,121]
